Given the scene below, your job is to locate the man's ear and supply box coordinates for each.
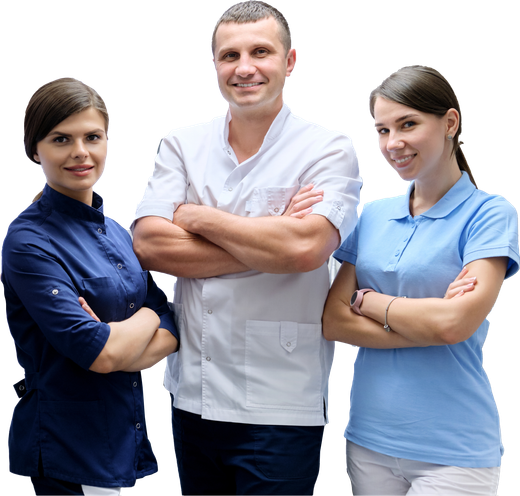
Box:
[286,48,296,76]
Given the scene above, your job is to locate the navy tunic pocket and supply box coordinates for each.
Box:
[81,277,118,323]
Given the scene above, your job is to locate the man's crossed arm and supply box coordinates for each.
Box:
[132,185,337,278]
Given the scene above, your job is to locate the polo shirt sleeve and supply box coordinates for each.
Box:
[133,134,188,224]
[462,196,519,279]
[301,133,362,244]
[333,218,359,265]
[2,227,111,370]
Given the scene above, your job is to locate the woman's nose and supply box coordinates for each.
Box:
[71,140,88,159]
[387,133,404,151]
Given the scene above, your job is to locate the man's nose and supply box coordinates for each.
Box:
[235,54,256,77]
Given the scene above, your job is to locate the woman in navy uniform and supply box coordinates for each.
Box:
[2,78,179,495]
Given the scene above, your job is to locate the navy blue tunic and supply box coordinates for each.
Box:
[2,185,177,487]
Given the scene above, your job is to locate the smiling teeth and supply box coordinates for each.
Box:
[236,83,261,87]
[395,156,411,164]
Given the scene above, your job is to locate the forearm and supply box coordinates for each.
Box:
[133,216,249,278]
[323,283,423,348]
[175,205,339,273]
[360,258,508,345]
[324,261,426,348]
[360,293,456,346]
[89,307,160,373]
[122,328,178,372]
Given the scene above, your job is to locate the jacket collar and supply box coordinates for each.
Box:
[38,184,105,223]
[223,103,290,149]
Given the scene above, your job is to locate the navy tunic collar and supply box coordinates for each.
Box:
[38,184,105,224]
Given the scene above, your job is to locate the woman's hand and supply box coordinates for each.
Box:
[79,297,101,321]
[443,267,477,299]
[283,184,323,218]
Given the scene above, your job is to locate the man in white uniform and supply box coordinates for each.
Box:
[133,2,361,494]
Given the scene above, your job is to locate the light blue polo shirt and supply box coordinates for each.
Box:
[334,172,519,467]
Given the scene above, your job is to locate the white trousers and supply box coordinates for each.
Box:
[346,441,500,495]
[82,485,121,495]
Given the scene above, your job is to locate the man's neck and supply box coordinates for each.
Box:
[228,102,283,164]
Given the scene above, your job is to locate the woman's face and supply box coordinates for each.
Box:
[373,97,455,184]
[34,107,107,205]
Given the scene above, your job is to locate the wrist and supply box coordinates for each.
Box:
[350,288,374,316]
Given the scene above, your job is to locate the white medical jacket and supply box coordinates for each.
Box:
[135,105,361,425]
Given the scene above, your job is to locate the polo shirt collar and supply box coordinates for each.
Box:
[39,184,105,223]
[389,172,476,220]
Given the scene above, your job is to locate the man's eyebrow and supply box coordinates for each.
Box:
[217,40,276,56]
[375,114,419,127]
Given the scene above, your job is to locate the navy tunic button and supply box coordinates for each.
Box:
[136,423,141,429]
[117,264,123,269]
[133,382,138,387]
[97,228,103,233]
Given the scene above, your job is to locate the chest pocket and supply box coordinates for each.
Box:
[81,277,118,323]
[245,187,293,216]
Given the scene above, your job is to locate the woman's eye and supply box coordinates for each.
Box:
[377,128,389,135]
[53,136,68,143]
[403,121,416,129]
[87,134,100,141]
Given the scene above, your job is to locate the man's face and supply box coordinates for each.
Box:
[213,17,295,115]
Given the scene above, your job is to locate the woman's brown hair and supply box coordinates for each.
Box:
[369,65,476,187]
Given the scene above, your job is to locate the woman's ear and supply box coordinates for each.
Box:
[446,108,460,137]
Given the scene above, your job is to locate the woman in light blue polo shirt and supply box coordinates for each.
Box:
[2,78,179,495]
[323,66,519,495]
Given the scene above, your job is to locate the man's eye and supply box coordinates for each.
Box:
[87,134,100,141]
[224,53,238,60]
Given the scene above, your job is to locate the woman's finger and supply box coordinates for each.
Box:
[78,297,101,322]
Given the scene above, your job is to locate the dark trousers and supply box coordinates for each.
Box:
[171,396,324,495]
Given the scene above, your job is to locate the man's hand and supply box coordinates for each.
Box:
[173,184,325,233]
[173,203,206,233]
[283,184,323,218]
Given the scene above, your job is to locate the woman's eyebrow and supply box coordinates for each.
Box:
[375,113,420,127]
[47,128,106,137]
